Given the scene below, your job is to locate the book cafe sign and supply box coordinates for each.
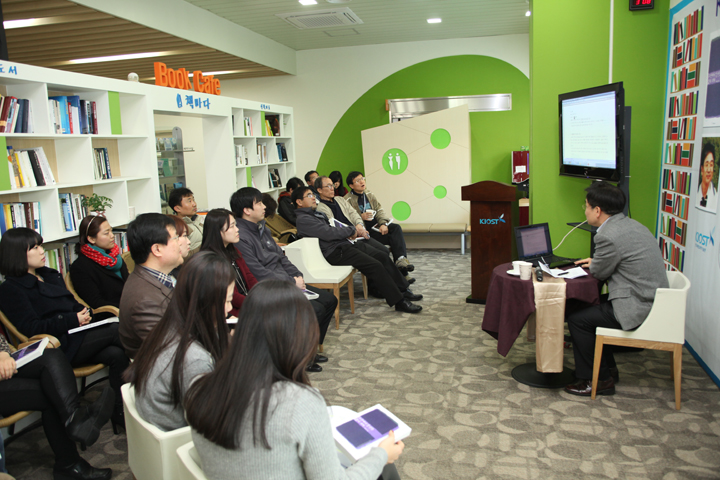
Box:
[153,62,221,95]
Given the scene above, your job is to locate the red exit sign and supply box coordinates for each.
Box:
[629,0,654,10]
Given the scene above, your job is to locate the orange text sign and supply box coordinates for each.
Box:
[154,62,221,95]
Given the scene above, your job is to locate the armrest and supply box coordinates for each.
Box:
[93,305,120,316]
[20,334,61,349]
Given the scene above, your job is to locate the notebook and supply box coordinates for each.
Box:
[514,223,578,268]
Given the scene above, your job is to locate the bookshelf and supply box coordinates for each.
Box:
[0,62,295,244]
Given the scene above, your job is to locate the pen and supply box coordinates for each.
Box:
[557,271,569,276]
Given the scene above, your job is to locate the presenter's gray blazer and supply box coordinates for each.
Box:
[589,213,668,330]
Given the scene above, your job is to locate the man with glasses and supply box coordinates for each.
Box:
[119,213,183,358]
[293,184,423,314]
[344,171,415,280]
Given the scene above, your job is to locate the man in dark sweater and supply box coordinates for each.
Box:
[230,187,335,369]
[293,185,422,314]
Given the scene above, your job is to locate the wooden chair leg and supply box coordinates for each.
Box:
[348,276,355,314]
[669,351,675,381]
[362,274,368,300]
[590,336,605,400]
[333,285,340,330]
[673,343,682,410]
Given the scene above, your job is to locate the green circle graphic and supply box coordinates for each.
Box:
[391,201,412,221]
[382,148,408,175]
[431,128,451,149]
[433,186,447,199]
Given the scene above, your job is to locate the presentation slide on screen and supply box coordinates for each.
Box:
[562,92,617,169]
[519,227,549,257]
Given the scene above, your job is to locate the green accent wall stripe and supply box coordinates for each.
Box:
[316,55,529,187]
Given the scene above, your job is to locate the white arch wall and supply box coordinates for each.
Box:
[221,34,529,178]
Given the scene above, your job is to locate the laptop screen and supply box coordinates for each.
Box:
[515,224,553,258]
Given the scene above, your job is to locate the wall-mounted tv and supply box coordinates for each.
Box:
[559,82,625,182]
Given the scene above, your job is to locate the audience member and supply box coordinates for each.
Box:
[166,214,194,277]
[329,170,348,197]
[119,214,182,359]
[200,209,258,317]
[293,186,422,314]
[261,193,296,244]
[0,334,115,480]
[565,182,669,396]
[69,215,128,319]
[168,187,203,250]
[304,170,319,187]
[230,188,334,372]
[0,228,129,431]
[278,177,304,226]
[125,252,233,432]
[185,281,405,480]
[345,171,415,278]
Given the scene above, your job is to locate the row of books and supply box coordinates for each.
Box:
[268,168,282,188]
[234,144,250,166]
[265,115,280,136]
[0,202,41,237]
[661,168,692,196]
[59,193,89,232]
[159,181,184,204]
[48,96,99,135]
[242,117,254,136]
[6,146,56,188]
[44,242,78,279]
[659,236,685,271]
[93,147,113,180]
[276,143,289,162]
[0,96,34,133]
[660,212,688,247]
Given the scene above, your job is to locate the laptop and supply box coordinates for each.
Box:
[514,223,578,268]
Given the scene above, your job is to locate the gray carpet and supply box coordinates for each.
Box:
[5,250,720,479]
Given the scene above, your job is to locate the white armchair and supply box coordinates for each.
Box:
[176,442,208,480]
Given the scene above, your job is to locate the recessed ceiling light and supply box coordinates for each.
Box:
[299,0,318,5]
[326,0,352,3]
[427,18,442,24]
[525,10,531,16]
[67,51,171,64]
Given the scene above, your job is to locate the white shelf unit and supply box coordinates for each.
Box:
[231,108,294,198]
[0,65,158,243]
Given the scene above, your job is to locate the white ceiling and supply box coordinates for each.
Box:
[184,0,531,51]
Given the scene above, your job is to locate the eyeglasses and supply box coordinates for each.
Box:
[321,184,334,190]
[304,193,315,199]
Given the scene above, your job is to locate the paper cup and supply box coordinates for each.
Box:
[511,260,523,274]
[366,209,376,220]
[519,262,533,280]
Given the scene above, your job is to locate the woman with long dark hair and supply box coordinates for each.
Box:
[185,281,404,480]
[124,251,233,431]
[69,215,128,318]
[200,209,257,317]
[0,228,129,431]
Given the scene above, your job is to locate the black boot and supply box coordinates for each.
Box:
[65,387,114,447]
[53,458,111,480]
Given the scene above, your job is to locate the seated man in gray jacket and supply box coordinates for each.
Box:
[565,182,669,397]
[293,185,422,314]
[230,187,335,368]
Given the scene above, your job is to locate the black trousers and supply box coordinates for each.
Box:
[70,323,129,408]
[325,241,408,307]
[567,298,621,381]
[0,348,82,468]
[306,285,336,345]
[369,223,407,262]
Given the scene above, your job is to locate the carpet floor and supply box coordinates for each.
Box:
[5,250,720,479]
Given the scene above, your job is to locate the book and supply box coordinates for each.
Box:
[68,317,119,334]
[108,92,122,135]
[331,404,411,463]
[48,96,70,134]
[11,337,49,368]
[67,96,81,135]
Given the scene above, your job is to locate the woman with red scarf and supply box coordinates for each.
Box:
[70,215,129,320]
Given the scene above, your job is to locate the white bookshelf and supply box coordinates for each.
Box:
[0,62,295,242]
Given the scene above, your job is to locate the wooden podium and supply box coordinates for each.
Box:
[461,181,516,304]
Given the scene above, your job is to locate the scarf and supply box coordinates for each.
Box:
[81,243,124,278]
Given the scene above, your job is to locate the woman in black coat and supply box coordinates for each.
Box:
[70,215,128,317]
[0,228,129,431]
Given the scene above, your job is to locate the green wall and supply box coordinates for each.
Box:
[316,55,529,185]
[530,0,669,258]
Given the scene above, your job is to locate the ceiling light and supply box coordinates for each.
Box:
[188,70,248,77]
[299,0,318,5]
[67,51,171,64]
[427,18,442,24]
[526,10,531,16]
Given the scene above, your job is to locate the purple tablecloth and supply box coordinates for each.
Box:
[482,263,600,356]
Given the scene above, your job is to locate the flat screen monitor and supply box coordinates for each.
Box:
[559,82,624,182]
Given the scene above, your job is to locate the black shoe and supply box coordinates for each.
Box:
[394,299,422,313]
[406,264,415,273]
[403,289,423,301]
[110,409,125,435]
[315,354,328,363]
[564,378,615,397]
[53,458,111,480]
[406,276,416,285]
[306,363,322,373]
[66,387,114,447]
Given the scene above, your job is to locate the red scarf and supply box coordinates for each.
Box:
[80,243,120,267]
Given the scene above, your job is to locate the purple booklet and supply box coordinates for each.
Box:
[336,409,399,449]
